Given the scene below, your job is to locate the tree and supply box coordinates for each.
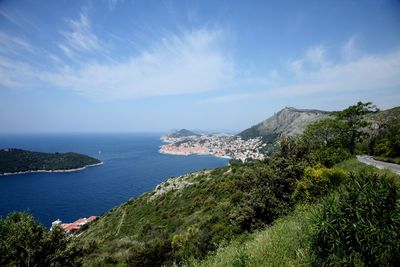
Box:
[298,118,352,167]
[336,101,379,154]
[283,102,379,167]
[0,212,81,267]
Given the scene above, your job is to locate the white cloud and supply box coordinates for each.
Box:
[342,35,359,59]
[43,28,233,100]
[58,11,102,57]
[0,55,39,88]
[104,0,124,10]
[0,8,39,31]
[0,31,33,54]
[288,45,329,74]
[203,48,400,104]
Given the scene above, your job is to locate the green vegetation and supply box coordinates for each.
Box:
[292,166,348,203]
[2,102,399,266]
[310,171,400,266]
[0,212,82,266]
[371,118,400,159]
[79,156,306,266]
[186,204,314,267]
[167,129,200,138]
[190,161,400,267]
[78,102,400,266]
[0,148,101,175]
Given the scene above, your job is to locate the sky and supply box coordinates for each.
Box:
[0,0,399,133]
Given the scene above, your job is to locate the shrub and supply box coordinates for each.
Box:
[233,157,304,230]
[0,212,82,267]
[126,238,171,267]
[310,171,400,266]
[292,166,348,203]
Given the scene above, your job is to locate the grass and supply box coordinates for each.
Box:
[337,158,399,184]
[80,158,399,266]
[187,159,400,267]
[79,167,245,265]
[186,204,315,267]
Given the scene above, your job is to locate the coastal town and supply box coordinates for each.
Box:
[160,130,266,162]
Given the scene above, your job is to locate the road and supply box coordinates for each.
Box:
[357,155,400,175]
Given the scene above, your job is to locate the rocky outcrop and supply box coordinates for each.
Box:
[238,107,330,143]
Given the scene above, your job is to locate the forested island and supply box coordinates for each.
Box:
[0,149,102,175]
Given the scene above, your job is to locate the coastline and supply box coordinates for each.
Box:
[0,162,103,176]
[159,149,232,160]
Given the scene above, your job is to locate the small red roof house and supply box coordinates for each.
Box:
[51,216,98,234]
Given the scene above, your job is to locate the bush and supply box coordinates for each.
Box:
[310,171,400,266]
[293,166,348,203]
[126,238,171,267]
[309,147,352,167]
[233,157,304,230]
[0,212,82,267]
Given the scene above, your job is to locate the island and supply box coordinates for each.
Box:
[0,148,102,175]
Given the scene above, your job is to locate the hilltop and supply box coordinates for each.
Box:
[164,129,200,139]
[238,107,330,143]
[0,149,102,175]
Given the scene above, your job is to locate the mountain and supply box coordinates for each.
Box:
[238,107,330,143]
[166,129,200,138]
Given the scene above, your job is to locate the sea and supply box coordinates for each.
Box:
[0,133,229,227]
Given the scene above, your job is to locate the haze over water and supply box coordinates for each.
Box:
[0,133,228,227]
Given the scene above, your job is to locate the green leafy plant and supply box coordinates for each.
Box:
[0,212,82,266]
[310,171,400,266]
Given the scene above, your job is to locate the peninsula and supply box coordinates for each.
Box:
[0,148,102,175]
[160,129,266,162]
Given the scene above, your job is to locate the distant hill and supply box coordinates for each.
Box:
[365,106,400,124]
[166,129,200,138]
[0,148,101,175]
[238,107,330,143]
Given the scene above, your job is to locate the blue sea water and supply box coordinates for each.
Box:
[0,133,228,227]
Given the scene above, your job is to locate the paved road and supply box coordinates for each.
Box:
[357,155,400,175]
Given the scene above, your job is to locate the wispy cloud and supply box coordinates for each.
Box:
[0,8,233,100]
[44,28,233,100]
[0,31,33,55]
[103,0,124,10]
[0,7,39,31]
[58,11,102,57]
[0,55,39,88]
[202,46,400,104]
[287,45,329,74]
[342,35,360,59]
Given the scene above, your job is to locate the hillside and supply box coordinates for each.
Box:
[238,107,330,143]
[0,148,101,175]
[79,156,301,266]
[165,129,200,138]
[188,159,400,267]
[77,103,400,267]
[365,106,400,124]
[2,102,399,267]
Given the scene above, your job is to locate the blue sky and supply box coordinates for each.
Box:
[0,0,399,133]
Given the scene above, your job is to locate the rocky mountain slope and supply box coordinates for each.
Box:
[238,107,330,143]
